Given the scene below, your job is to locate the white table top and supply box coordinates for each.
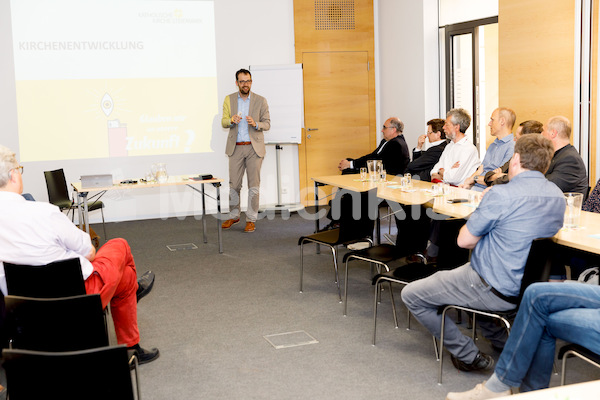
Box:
[71,174,224,193]
[495,379,600,399]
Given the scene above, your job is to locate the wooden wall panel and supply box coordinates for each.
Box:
[499,0,575,126]
[294,0,376,202]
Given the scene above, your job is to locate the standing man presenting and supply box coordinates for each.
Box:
[221,68,270,233]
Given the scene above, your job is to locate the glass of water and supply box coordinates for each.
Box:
[360,167,368,181]
[404,173,412,187]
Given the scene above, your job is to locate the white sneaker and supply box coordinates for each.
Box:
[446,382,511,400]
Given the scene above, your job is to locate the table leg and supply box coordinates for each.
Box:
[76,190,90,233]
[314,181,320,254]
[216,184,223,254]
[376,216,381,245]
[201,183,207,244]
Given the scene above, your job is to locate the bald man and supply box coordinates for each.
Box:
[541,116,588,197]
[460,107,516,191]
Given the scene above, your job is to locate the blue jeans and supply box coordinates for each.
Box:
[401,263,516,362]
[495,282,600,391]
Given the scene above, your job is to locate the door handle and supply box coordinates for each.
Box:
[307,128,319,131]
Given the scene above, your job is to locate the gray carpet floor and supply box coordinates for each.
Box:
[99,212,599,399]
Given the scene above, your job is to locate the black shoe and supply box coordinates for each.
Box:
[128,344,160,365]
[491,344,504,353]
[450,352,494,372]
[136,271,155,302]
[318,221,340,232]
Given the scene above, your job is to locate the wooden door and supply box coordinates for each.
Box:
[301,51,371,202]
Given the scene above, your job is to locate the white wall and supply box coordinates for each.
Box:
[376,0,440,151]
[0,0,297,223]
[439,0,498,26]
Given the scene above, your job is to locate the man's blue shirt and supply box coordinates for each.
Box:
[467,170,565,296]
[236,93,251,142]
[474,134,515,190]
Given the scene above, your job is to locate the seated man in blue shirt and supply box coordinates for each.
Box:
[401,134,565,372]
[460,107,516,191]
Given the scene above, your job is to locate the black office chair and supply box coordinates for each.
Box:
[558,343,600,385]
[299,189,378,302]
[4,294,108,352]
[371,217,469,345]
[2,345,140,400]
[44,168,107,240]
[4,257,86,298]
[343,203,431,315]
[437,238,555,384]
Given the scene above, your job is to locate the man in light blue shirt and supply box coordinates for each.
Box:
[402,134,565,373]
[461,107,516,191]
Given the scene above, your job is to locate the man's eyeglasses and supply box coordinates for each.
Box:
[383,125,394,130]
[9,165,23,177]
[238,80,252,84]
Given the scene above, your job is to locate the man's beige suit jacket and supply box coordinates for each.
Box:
[221,91,270,157]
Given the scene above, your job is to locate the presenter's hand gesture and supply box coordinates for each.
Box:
[231,115,242,124]
[246,116,256,127]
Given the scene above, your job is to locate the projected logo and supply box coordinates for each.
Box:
[100,92,129,157]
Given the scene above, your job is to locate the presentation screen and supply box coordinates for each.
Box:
[10,0,217,162]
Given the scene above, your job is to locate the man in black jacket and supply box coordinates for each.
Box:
[338,117,409,176]
[406,118,448,181]
[541,116,588,197]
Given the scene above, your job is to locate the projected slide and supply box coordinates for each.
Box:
[10,0,217,162]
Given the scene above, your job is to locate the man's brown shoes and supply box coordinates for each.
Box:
[221,218,240,229]
[244,221,255,233]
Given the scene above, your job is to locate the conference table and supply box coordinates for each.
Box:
[495,379,600,399]
[312,174,479,221]
[553,210,600,255]
[71,175,225,253]
[312,173,600,255]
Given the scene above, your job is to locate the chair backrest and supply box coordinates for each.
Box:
[4,257,86,298]
[336,188,377,243]
[4,294,109,352]
[436,218,470,269]
[44,168,72,209]
[393,204,430,258]
[517,238,554,301]
[2,345,135,400]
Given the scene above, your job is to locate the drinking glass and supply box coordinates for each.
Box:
[380,169,387,182]
[360,167,368,181]
[564,192,583,228]
[404,173,412,187]
[367,160,377,182]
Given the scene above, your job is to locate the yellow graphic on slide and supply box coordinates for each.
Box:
[16,78,217,161]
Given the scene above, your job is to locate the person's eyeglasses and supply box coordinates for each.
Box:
[9,165,23,177]
[238,79,252,84]
[383,125,394,130]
